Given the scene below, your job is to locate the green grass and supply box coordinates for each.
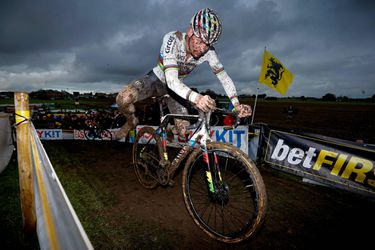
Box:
[0,144,180,249]
[239,97,375,106]
[43,142,180,249]
[0,159,39,249]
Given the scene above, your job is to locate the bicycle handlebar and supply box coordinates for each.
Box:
[213,107,241,130]
[154,94,242,131]
[185,107,241,131]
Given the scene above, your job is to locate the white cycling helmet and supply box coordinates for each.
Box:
[190,8,222,46]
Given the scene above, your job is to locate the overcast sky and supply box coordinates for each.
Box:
[1,0,374,98]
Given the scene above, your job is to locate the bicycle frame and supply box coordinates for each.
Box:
[141,99,224,193]
[148,113,203,166]
[134,97,267,242]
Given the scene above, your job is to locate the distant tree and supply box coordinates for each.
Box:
[202,89,218,99]
[300,96,306,101]
[372,94,375,102]
[337,96,349,102]
[258,94,267,99]
[322,93,336,101]
[265,97,277,101]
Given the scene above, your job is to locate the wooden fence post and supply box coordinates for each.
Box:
[14,92,36,234]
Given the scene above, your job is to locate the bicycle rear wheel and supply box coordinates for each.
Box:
[84,129,96,140]
[132,126,162,189]
[182,142,267,243]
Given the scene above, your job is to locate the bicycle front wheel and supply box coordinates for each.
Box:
[132,126,162,189]
[182,142,267,243]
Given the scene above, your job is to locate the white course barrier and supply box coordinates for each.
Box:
[29,123,93,250]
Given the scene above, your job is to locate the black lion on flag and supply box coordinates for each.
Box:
[265,57,285,86]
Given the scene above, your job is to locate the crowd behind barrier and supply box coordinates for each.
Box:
[31,109,127,130]
[28,105,240,131]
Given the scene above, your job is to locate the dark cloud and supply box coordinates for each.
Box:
[0,0,374,98]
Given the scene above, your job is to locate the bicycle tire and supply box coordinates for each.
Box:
[209,113,220,126]
[84,129,96,140]
[182,142,267,243]
[132,126,162,189]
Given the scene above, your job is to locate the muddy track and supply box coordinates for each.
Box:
[45,140,375,249]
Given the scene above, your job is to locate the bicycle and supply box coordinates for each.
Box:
[132,95,267,243]
[83,119,113,141]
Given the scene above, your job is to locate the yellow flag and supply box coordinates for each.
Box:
[259,50,294,95]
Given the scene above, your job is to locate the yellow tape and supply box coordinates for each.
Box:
[30,134,60,250]
[15,110,30,124]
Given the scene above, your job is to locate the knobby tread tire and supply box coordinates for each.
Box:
[182,142,267,243]
[132,126,162,189]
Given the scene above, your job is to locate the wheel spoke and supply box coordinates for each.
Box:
[133,127,161,189]
[184,144,267,242]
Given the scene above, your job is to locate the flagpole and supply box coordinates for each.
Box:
[251,84,259,125]
[251,46,266,125]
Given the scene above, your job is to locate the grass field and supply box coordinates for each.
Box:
[0,144,179,249]
[0,160,39,249]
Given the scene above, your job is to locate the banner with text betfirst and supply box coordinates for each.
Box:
[264,130,375,197]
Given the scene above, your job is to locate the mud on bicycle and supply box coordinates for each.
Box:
[132,95,267,243]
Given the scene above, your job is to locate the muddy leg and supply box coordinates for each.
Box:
[115,85,139,139]
[167,98,190,138]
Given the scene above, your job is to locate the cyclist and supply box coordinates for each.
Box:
[116,8,252,140]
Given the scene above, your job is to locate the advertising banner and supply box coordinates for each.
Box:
[36,129,64,140]
[73,129,115,141]
[135,125,249,154]
[34,126,247,153]
[264,130,375,197]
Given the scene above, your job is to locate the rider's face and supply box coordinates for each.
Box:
[189,34,209,59]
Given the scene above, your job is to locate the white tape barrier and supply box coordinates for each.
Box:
[0,112,14,173]
[30,124,94,250]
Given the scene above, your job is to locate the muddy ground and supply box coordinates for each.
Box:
[45,101,375,249]
[43,139,374,250]
[251,101,375,143]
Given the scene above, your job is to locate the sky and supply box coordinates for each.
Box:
[0,0,374,98]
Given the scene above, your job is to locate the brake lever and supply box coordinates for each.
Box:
[222,109,240,130]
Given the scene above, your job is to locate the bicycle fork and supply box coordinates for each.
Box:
[202,147,223,196]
